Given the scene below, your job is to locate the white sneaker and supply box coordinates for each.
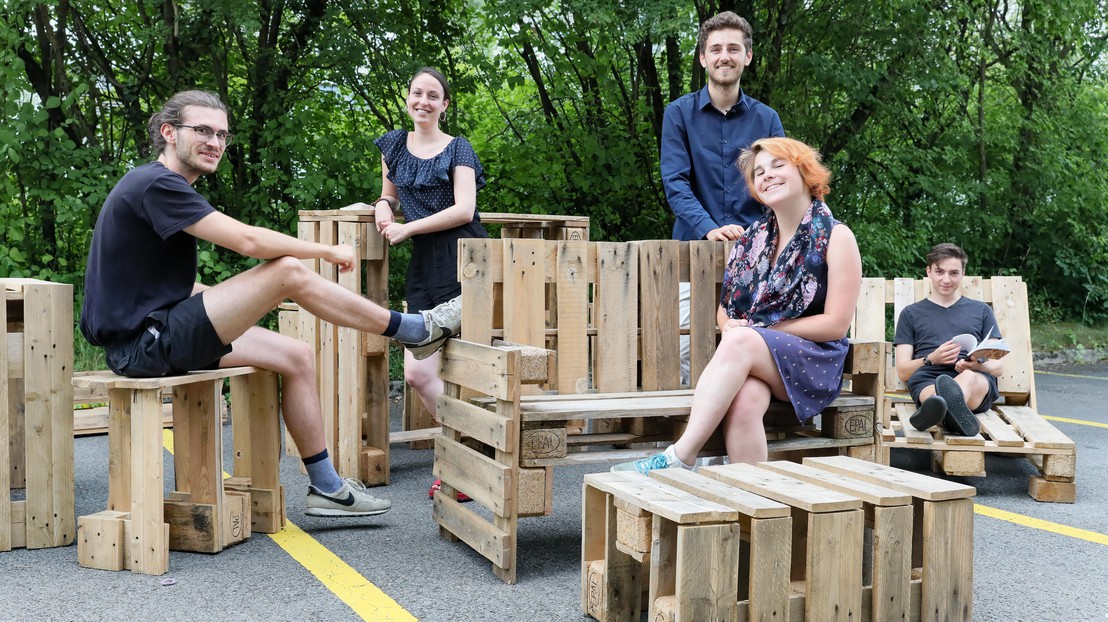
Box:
[400,296,462,360]
[305,478,391,517]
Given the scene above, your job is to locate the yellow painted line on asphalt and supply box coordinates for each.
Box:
[162,430,417,622]
[975,504,1108,547]
[1037,370,1108,381]
[1041,415,1108,429]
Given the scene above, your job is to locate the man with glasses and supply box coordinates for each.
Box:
[81,90,459,518]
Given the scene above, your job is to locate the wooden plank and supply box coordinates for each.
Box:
[593,243,638,392]
[23,282,74,549]
[920,498,974,620]
[757,460,912,506]
[804,455,976,501]
[432,493,511,568]
[436,395,513,451]
[637,240,681,391]
[805,509,864,622]
[439,339,519,403]
[0,288,9,551]
[687,241,720,386]
[432,435,512,516]
[996,405,1075,449]
[675,523,740,621]
[584,472,738,524]
[870,504,914,622]
[337,220,369,478]
[4,333,22,379]
[647,468,791,519]
[852,277,887,342]
[893,402,935,444]
[989,277,1033,399]
[555,240,590,394]
[977,408,1026,447]
[884,432,1072,455]
[459,238,497,346]
[502,238,547,349]
[72,366,262,390]
[171,382,220,505]
[130,388,169,575]
[747,515,794,620]
[699,464,862,513]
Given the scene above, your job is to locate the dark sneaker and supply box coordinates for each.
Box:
[610,446,692,474]
[909,395,947,431]
[935,375,980,437]
[305,478,391,517]
[400,296,462,360]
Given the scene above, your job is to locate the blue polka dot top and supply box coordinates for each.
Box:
[374,129,486,223]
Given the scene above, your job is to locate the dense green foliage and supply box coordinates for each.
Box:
[2,0,1107,321]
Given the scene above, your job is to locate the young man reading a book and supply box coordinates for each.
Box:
[893,243,1005,436]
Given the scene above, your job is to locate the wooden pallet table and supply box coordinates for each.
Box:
[1,278,74,551]
[582,457,975,622]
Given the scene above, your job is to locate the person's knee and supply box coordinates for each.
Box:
[717,326,759,358]
[404,361,438,391]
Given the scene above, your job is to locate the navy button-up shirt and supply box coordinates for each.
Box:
[661,86,785,240]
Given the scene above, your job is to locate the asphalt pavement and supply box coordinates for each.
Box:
[0,360,1105,621]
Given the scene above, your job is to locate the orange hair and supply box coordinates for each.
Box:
[738,137,831,203]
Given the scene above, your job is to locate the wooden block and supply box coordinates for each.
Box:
[933,450,985,477]
[615,507,652,556]
[1028,476,1076,503]
[585,560,608,621]
[517,467,552,518]
[359,447,387,486]
[222,490,252,547]
[919,497,974,621]
[822,407,874,439]
[650,595,675,622]
[1036,452,1076,481]
[163,500,220,553]
[521,425,567,461]
[77,511,127,571]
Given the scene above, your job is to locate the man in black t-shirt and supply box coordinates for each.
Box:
[892,243,1004,436]
[81,91,458,518]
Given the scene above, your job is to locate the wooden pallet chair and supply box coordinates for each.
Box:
[433,238,885,582]
[852,276,1076,502]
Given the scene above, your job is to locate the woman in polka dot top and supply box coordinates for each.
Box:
[373,67,489,455]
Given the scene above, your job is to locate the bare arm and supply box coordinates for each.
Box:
[381,166,478,245]
[185,212,355,271]
[770,225,863,342]
[374,157,398,232]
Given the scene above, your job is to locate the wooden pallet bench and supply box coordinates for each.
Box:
[432,238,887,583]
[582,456,975,622]
[2,278,74,551]
[74,367,285,575]
[853,276,1077,502]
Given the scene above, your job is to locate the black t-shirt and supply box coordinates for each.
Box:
[893,297,1001,360]
[80,162,215,346]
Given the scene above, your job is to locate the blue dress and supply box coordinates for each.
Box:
[374,129,488,312]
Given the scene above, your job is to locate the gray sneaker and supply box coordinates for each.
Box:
[401,296,462,360]
[305,478,391,517]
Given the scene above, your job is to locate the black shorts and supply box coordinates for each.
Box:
[104,293,232,378]
[907,365,1000,413]
[405,222,487,313]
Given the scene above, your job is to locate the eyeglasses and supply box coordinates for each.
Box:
[174,124,235,145]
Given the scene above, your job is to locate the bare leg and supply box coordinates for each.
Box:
[955,370,991,410]
[201,256,391,344]
[672,328,787,465]
[404,350,443,417]
[721,378,772,465]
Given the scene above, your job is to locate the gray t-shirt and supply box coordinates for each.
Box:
[893,297,1001,360]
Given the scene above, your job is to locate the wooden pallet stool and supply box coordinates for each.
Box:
[804,456,976,621]
[697,463,866,622]
[75,367,285,575]
[581,471,744,622]
[1,278,74,551]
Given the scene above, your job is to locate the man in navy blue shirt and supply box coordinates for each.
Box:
[662,11,785,383]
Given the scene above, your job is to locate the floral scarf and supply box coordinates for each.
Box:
[720,199,838,327]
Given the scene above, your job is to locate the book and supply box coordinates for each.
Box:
[950,329,1010,361]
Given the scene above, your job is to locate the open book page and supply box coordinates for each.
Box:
[950,328,1010,360]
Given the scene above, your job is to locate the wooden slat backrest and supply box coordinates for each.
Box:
[879,275,1034,405]
[458,238,734,394]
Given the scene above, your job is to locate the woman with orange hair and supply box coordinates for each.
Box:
[615,137,862,471]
